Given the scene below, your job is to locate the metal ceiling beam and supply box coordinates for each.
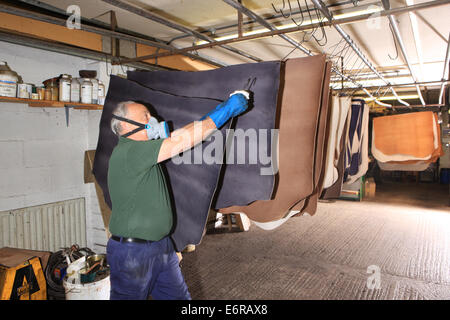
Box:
[0,3,226,68]
[382,0,426,105]
[310,0,410,106]
[438,33,450,104]
[237,0,243,38]
[120,0,450,63]
[100,0,262,62]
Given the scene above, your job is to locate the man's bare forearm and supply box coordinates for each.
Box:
[157,118,217,163]
[170,122,195,138]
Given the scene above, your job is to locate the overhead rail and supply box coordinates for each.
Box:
[100,0,263,62]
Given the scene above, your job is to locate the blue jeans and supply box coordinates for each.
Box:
[106,236,191,300]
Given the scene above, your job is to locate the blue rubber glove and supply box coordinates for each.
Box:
[200,92,249,128]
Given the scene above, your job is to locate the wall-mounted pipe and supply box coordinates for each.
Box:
[310,0,409,107]
[438,33,450,105]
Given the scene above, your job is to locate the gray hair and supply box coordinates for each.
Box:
[111,101,135,136]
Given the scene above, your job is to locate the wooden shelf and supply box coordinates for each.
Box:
[0,96,103,110]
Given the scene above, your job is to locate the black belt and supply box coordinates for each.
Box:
[111,235,154,244]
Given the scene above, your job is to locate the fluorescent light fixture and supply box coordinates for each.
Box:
[364,94,420,101]
[195,5,383,45]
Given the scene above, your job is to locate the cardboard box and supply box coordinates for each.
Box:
[364,178,376,198]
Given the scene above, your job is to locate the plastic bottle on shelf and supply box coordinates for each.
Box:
[70,77,80,103]
[80,78,93,104]
[59,74,71,102]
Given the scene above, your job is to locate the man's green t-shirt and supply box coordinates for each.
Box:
[107,137,173,241]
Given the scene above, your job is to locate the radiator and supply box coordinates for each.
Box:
[0,198,87,252]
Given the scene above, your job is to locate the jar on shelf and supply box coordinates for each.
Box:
[91,78,99,104]
[17,83,31,99]
[44,88,52,101]
[51,85,58,101]
[80,78,93,104]
[31,86,38,100]
[59,74,71,102]
[0,61,19,98]
[70,77,80,103]
[43,77,59,101]
[98,80,105,105]
[37,86,45,100]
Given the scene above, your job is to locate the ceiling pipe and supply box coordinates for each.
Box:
[100,0,263,62]
[310,0,409,106]
[0,3,226,68]
[438,33,450,105]
[381,0,426,105]
[222,0,391,107]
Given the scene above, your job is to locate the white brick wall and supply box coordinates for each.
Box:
[0,41,129,254]
[86,110,108,254]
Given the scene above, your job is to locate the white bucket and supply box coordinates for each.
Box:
[63,256,110,300]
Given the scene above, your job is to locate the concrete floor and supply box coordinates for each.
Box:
[181,182,450,300]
